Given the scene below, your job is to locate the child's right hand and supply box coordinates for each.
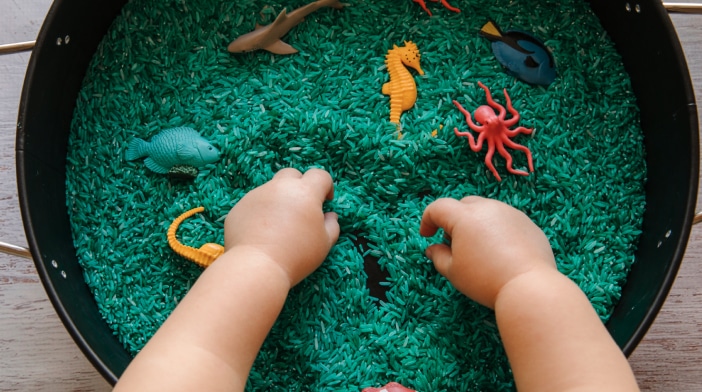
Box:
[419,196,556,309]
[421,197,642,392]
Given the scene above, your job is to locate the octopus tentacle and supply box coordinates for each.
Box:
[478,81,506,121]
[504,125,533,137]
[454,126,476,148]
[502,89,521,126]
[496,142,529,176]
[454,126,486,151]
[167,206,225,268]
[453,100,484,132]
[414,0,461,15]
[413,0,433,15]
[453,100,488,151]
[438,0,461,12]
[483,140,501,181]
[502,136,535,172]
[473,132,488,152]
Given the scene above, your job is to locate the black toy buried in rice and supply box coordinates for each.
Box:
[168,165,200,180]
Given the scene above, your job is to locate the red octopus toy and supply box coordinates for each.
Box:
[362,382,416,392]
[412,0,460,16]
[452,81,534,182]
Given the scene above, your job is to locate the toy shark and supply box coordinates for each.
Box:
[227,0,345,55]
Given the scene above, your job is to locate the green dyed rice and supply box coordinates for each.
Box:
[66,0,646,390]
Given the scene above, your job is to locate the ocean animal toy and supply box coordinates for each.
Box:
[453,81,534,182]
[479,19,556,86]
[227,0,345,54]
[412,0,460,16]
[382,41,424,137]
[125,127,220,174]
[167,206,225,268]
[167,164,200,180]
[362,382,416,392]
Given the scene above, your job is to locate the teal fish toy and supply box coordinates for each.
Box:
[126,127,220,174]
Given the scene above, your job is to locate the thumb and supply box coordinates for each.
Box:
[426,243,453,278]
[323,212,340,246]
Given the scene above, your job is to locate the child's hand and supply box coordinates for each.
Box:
[420,196,556,308]
[224,168,340,286]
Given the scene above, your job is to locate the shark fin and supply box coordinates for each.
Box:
[271,8,289,28]
[265,40,299,55]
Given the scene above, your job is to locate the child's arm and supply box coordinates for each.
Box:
[113,168,340,392]
[420,196,639,392]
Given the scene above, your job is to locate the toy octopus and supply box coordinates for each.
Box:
[362,382,416,392]
[167,206,224,268]
[452,81,534,181]
[412,0,460,16]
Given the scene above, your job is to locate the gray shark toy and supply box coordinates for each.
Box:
[227,0,345,55]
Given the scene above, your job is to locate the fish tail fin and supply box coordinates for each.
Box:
[479,19,503,41]
[125,138,148,161]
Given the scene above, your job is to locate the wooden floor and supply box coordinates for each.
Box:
[1,1,700,390]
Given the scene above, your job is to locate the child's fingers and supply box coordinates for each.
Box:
[458,195,484,205]
[273,167,303,179]
[302,168,335,201]
[426,243,453,277]
[419,198,463,237]
[323,212,341,245]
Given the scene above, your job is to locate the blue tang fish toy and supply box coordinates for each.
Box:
[479,20,556,86]
[126,127,220,174]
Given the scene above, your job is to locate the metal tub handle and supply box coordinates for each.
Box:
[0,41,34,55]
[0,241,31,259]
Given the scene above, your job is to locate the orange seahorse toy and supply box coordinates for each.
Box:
[167,206,225,268]
[382,41,424,138]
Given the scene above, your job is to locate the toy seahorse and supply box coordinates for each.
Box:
[382,41,424,137]
[167,206,224,268]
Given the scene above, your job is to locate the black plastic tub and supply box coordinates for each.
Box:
[16,0,699,385]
